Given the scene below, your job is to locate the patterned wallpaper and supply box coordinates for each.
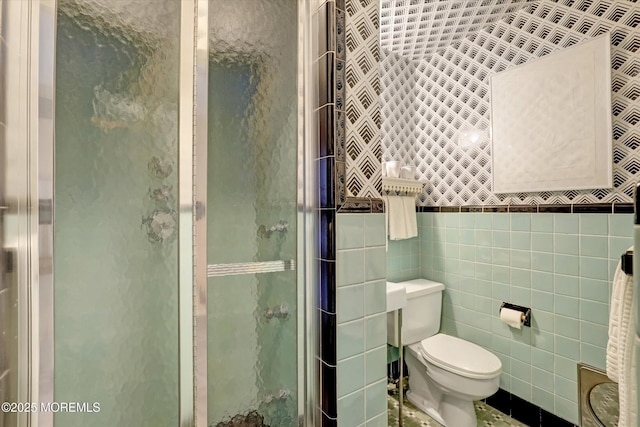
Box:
[344,0,382,199]
[380,0,640,206]
[346,0,640,206]
[380,50,416,175]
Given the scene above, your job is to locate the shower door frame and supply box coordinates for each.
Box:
[26,0,200,424]
[17,0,200,425]
[17,0,316,426]
[21,0,198,425]
[1,1,41,426]
[4,0,58,426]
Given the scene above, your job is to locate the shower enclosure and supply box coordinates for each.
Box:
[0,0,316,426]
[205,1,302,425]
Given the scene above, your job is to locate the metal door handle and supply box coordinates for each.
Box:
[207,259,296,277]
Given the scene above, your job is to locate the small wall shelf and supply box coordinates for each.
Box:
[382,177,427,194]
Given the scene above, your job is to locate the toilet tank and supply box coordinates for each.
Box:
[387,279,445,347]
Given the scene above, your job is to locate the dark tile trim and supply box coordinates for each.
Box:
[572,203,613,213]
[338,199,370,212]
[319,260,336,313]
[484,388,577,427]
[508,205,537,213]
[317,1,335,57]
[440,206,460,212]
[319,158,336,209]
[320,411,337,427]
[337,205,370,213]
[371,198,384,213]
[319,360,337,418]
[335,59,345,110]
[335,9,346,61]
[337,196,385,213]
[410,203,633,214]
[319,105,335,157]
[335,160,346,206]
[540,408,577,427]
[482,205,510,212]
[460,205,484,212]
[417,206,441,212]
[511,394,540,426]
[335,110,345,161]
[484,388,511,417]
[316,5,346,421]
[319,209,335,260]
[320,311,336,366]
[340,194,634,214]
[538,204,572,213]
[614,202,634,213]
[317,52,335,108]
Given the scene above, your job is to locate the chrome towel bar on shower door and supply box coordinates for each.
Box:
[207,259,296,277]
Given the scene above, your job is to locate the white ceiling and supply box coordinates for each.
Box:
[380,0,534,61]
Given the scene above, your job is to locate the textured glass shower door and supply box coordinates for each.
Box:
[54,1,182,425]
[206,1,300,426]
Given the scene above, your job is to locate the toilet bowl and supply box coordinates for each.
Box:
[387,279,502,427]
[405,334,501,426]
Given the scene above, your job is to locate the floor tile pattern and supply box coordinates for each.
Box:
[387,394,528,427]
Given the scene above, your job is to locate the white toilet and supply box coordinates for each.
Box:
[387,279,502,427]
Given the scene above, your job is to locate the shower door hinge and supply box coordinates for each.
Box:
[195,201,206,221]
[3,248,14,274]
[39,199,53,224]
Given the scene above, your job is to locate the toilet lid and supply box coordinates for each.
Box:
[420,334,502,379]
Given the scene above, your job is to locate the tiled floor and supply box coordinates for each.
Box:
[387,394,528,427]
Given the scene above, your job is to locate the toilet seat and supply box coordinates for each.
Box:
[419,333,502,380]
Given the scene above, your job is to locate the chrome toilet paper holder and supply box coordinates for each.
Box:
[499,302,531,327]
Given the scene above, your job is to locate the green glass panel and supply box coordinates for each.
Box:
[54,2,180,425]
[207,1,298,425]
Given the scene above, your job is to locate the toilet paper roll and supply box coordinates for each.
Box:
[500,307,524,329]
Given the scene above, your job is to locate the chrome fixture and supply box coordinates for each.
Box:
[207,260,296,278]
[265,304,289,320]
[258,220,289,238]
[263,389,290,404]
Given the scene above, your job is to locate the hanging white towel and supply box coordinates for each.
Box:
[402,196,418,239]
[386,196,407,240]
[383,195,417,241]
[606,246,637,427]
[607,257,631,383]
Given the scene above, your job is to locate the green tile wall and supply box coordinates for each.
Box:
[386,212,633,425]
[336,213,388,426]
[387,238,419,282]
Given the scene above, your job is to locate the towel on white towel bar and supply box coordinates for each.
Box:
[402,196,418,239]
[606,246,636,427]
[383,195,417,241]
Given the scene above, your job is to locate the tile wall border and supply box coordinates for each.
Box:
[416,202,633,214]
[340,201,635,215]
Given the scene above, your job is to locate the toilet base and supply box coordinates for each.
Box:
[406,390,477,427]
[440,394,477,427]
[405,390,446,425]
